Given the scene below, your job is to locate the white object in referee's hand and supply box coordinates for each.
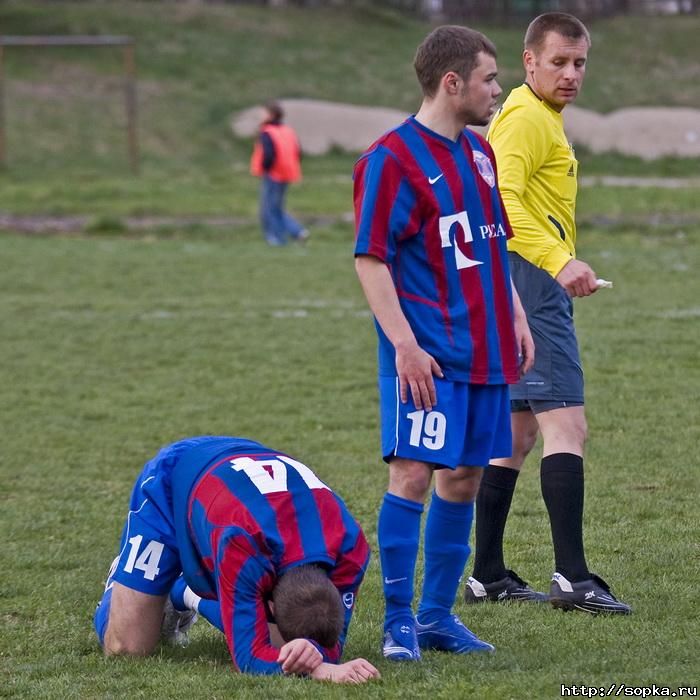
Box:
[596,278,613,289]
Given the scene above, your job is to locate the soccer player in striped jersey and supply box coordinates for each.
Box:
[94,436,380,684]
[466,13,630,615]
[353,25,534,661]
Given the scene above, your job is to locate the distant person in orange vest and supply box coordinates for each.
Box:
[250,101,309,246]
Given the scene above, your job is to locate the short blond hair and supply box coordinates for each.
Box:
[524,12,590,53]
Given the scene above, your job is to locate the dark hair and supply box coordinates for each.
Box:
[272,565,344,648]
[414,25,497,98]
[265,100,284,122]
[524,12,590,53]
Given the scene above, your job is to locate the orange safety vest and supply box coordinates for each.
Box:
[250,123,302,183]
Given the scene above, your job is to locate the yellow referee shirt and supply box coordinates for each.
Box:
[488,83,578,278]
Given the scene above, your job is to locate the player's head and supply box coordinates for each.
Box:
[414,25,497,99]
[263,100,284,123]
[523,13,590,111]
[272,564,344,648]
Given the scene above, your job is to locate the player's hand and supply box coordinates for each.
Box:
[513,307,535,377]
[310,659,381,684]
[394,340,443,411]
[555,259,598,297]
[277,638,323,676]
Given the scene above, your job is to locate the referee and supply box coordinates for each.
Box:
[465,12,630,614]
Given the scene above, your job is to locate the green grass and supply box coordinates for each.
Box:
[1,3,699,697]
[0,2,698,218]
[2,221,699,698]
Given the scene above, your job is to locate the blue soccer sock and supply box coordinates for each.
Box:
[417,492,474,624]
[93,585,113,647]
[378,492,424,629]
[171,575,223,632]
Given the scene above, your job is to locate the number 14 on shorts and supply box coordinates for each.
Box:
[123,535,164,581]
[407,409,447,450]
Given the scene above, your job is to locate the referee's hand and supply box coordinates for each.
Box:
[556,259,598,297]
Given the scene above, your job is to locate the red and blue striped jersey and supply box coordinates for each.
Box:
[354,117,519,384]
[171,437,369,675]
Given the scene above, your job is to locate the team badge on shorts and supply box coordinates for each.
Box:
[473,151,495,188]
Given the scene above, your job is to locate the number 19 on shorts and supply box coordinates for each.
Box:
[407,410,447,450]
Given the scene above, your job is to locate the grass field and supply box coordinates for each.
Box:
[1,2,699,698]
[2,220,699,698]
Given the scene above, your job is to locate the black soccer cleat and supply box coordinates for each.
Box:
[550,572,631,615]
[464,569,549,604]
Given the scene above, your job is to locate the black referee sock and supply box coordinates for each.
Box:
[540,453,590,583]
[472,465,520,584]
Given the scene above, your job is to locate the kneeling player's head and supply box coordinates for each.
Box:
[272,564,344,648]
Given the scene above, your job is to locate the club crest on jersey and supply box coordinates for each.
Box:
[343,592,355,610]
[473,151,495,188]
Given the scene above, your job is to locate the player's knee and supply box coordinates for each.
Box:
[104,636,155,657]
[439,468,482,502]
[566,415,588,450]
[389,459,432,502]
[103,626,156,657]
[513,428,538,462]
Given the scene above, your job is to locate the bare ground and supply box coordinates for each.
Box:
[232,99,700,160]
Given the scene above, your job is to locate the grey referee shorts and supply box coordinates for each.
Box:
[509,252,584,414]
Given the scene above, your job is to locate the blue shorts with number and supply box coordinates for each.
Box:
[378,376,512,469]
[107,437,221,596]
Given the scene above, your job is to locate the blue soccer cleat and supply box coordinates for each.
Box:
[382,619,421,661]
[415,614,495,654]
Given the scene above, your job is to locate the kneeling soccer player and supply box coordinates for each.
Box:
[94,436,380,684]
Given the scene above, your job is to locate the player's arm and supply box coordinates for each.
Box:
[218,534,321,676]
[355,255,443,411]
[511,280,534,376]
[353,148,441,409]
[328,549,370,661]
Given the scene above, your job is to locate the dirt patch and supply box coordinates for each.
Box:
[232,98,700,160]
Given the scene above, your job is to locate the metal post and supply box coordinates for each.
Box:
[0,45,5,168]
[124,42,139,174]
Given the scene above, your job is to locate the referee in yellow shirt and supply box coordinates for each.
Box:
[464,13,630,614]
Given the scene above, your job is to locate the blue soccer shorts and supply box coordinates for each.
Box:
[106,437,217,596]
[378,376,512,469]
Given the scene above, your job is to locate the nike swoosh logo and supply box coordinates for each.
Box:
[428,174,444,185]
[384,576,408,585]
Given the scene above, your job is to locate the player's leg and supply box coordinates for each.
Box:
[377,375,435,661]
[468,406,546,602]
[103,583,167,655]
[536,404,628,613]
[416,384,508,653]
[535,403,589,582]
[530,268,630,613]
[94,450,184,654]
[424,463,483,620]
[169,574,222,632]
[378,456,430,661]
